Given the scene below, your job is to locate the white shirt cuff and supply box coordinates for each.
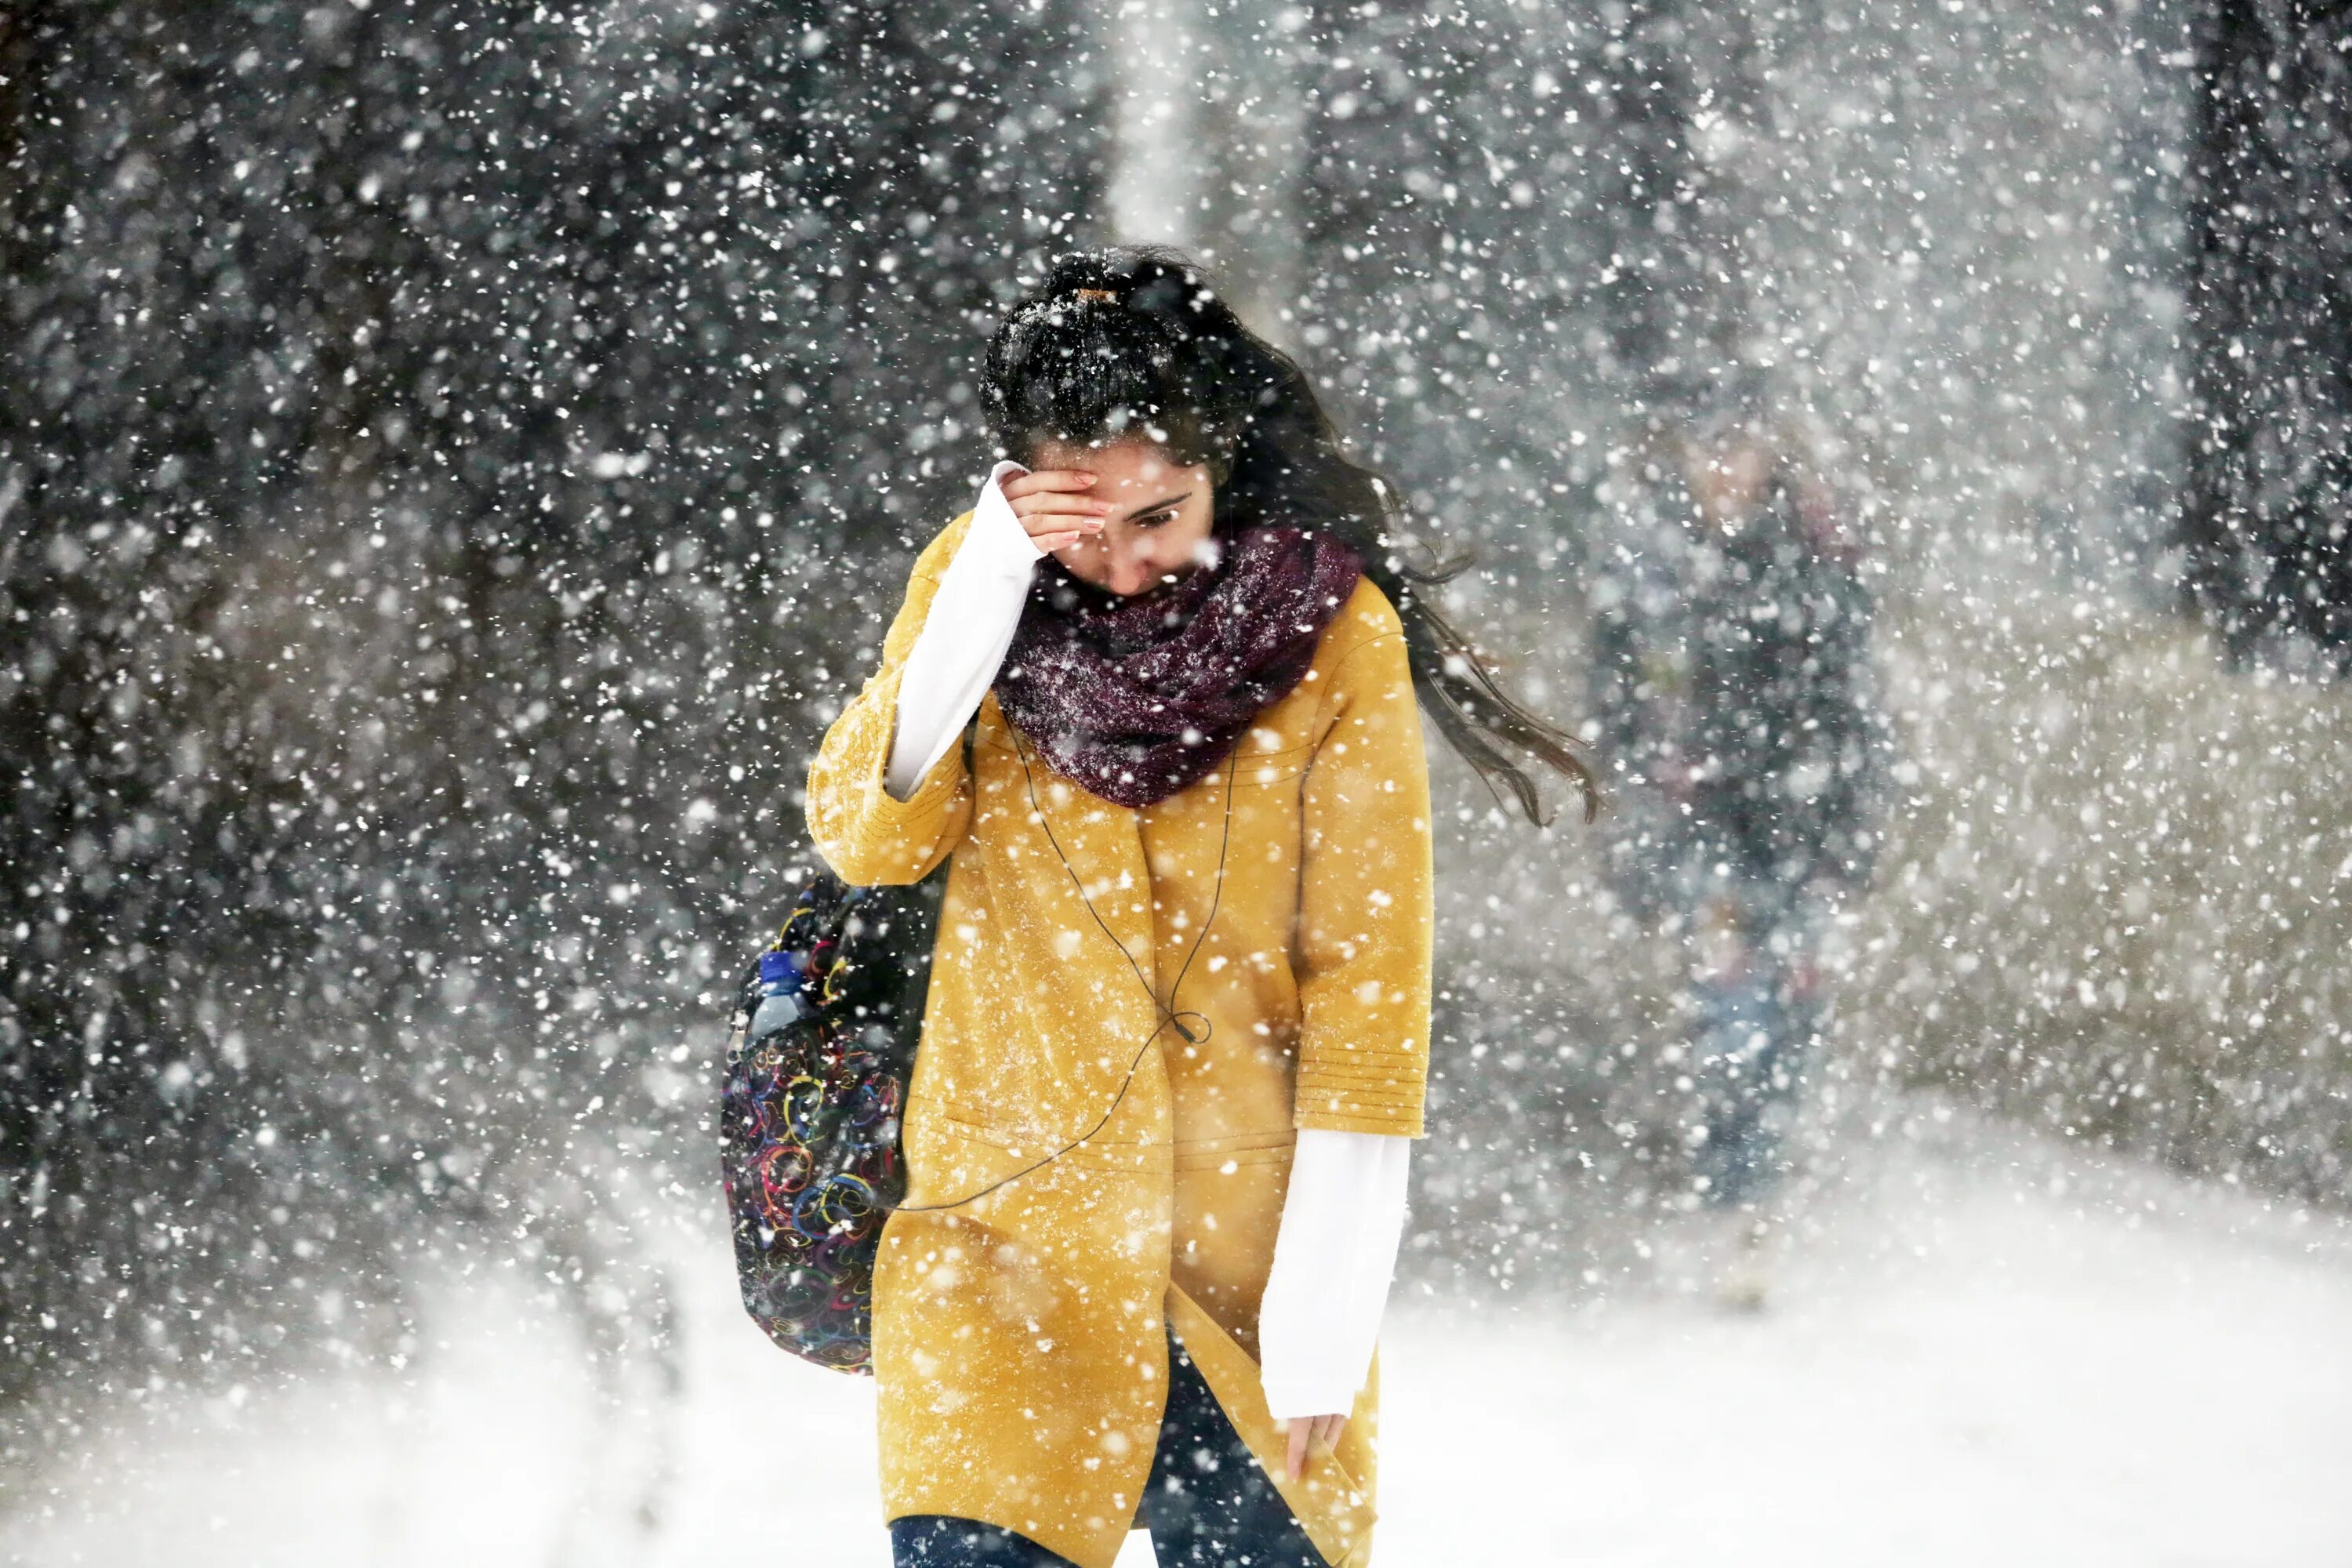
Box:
[1258,1127,1413,1421]
[883,461,1043,800]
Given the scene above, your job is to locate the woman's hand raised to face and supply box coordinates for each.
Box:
[1000,469,1109,555]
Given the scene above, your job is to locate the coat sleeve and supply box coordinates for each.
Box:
[1290,591,1435,1137]
[804,509,982,887]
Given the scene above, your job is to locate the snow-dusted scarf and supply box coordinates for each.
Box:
[996,523,1363,808]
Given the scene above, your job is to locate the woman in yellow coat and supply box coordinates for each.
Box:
[805,246,1593,1568]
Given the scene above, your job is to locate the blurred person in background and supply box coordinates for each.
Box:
[1584,383,1883,1304]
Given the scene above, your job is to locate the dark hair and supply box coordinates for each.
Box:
[980,244,1598,826]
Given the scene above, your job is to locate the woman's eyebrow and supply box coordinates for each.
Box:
[1120,492,1189,521]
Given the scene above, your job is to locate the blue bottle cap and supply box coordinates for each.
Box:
[758,949,797,987]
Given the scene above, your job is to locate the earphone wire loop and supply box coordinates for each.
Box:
[889,728,1240,1217]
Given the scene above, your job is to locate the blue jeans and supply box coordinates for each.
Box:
[889,1322,1326,1566]
[1689,927,1828,1208]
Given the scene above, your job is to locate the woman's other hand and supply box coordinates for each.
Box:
[1000,469,1109,554]
[1282,1413,1347,1481]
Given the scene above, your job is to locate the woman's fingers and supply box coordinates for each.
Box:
[999,471,1108,547]
[1007,491,1107,517]
[993,472,1101,533]
[1281,1412,1348,1481]
[1019,516,1103,550]
[1002,465,1091,495]
[1000,474,1105,517]
[1014,496,1108,524]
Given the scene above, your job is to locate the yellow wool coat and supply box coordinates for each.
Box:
[804,503,1435,1568]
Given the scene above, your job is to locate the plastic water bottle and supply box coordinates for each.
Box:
[749,949,806,1040]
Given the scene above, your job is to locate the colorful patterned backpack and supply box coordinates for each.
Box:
[717,862,946,1374]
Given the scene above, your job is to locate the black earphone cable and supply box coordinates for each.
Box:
[891,729,1240,1215]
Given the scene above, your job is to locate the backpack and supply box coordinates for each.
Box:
[716,859,947,1374]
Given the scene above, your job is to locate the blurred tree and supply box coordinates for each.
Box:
[1286,0,1766,551]
[2179,0,2352,670]
[0,0,1106,1393]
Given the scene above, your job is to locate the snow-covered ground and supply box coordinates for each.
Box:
[9,1112,2350,1567]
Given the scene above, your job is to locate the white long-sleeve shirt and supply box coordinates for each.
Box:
[883,460,1413,1421]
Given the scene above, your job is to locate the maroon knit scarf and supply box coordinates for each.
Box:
[996,523,1364,808]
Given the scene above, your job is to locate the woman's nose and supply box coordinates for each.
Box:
[1108,550,1154,596]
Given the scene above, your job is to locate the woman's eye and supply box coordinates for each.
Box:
[1135,511,1174,529]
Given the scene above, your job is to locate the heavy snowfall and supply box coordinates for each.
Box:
[2,0,2348,1563]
